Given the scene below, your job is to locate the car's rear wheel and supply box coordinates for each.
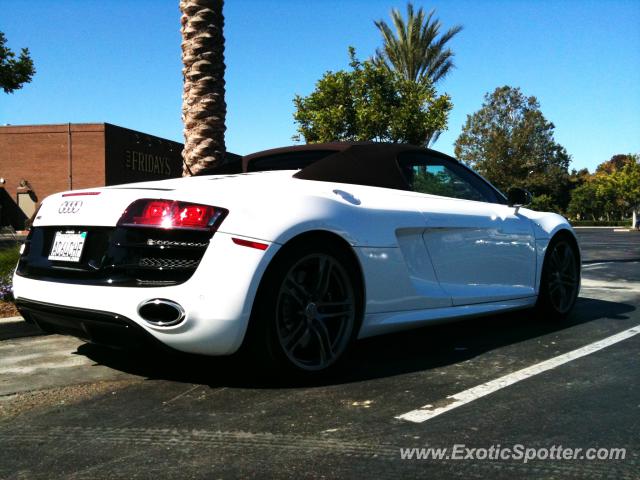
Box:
[248,239,362,376]
[536,235,580,320]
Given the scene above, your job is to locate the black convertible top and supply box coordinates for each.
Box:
[198,142,460,191]
[294,143,422,190]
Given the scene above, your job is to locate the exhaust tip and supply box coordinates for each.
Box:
[138,299,185,327]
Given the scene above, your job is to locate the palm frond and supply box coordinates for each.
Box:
[374,2,462,85]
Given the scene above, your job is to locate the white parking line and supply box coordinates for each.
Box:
[581,279,640,290]
[396,324,640,423]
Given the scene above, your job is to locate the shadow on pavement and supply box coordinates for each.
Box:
[0,319,45,341]
[75,296,636,389]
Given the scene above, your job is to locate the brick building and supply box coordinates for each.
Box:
[0,123,239,229]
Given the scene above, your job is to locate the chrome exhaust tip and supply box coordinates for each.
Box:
[138,299,185,327]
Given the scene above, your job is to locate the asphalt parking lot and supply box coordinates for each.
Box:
[0,228,638,479]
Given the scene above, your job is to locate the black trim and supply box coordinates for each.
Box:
[15,298,162,350]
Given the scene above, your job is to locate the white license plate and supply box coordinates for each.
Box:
[48,231,88,262]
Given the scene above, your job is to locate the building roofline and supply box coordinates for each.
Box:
[0,123,182,146]
[0,122,105,128]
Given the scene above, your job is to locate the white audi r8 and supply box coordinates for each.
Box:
[14,143,581,374]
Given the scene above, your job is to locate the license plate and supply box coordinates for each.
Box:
[48,231,88,262]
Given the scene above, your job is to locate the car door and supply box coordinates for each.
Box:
[398,152,537,306]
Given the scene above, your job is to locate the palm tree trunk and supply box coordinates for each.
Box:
[180,0,226,175]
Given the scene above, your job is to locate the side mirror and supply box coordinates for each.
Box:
[507,187,532,207]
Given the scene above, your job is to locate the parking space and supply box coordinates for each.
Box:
[0,228,638,478]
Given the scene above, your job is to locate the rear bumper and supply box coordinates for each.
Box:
[12,232,281,356]
[16,298,161,350]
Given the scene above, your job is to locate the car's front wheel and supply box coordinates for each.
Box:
[536,234,580,320]
[248,239,362,376]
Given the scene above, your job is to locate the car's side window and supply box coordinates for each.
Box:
[398,152,504,204]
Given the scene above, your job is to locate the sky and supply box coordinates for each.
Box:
[1,0,639,172]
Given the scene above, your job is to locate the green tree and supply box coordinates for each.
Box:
[567,181,600,221]
[180,0,226,175]
[567,154,640,222]
[595,153,637,175]
[568,168,590,189]
[293,48,452,146]
[0,32,35,93]
[374,3,462,85]
[454,86,571,210]
[610,156,640,222]
[529,194,559,213]
[559,167,591,212]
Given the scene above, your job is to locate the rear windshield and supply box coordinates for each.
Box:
[246,150,337,172]
[195,149,338,176]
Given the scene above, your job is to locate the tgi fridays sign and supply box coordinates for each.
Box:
[125,149,172,176]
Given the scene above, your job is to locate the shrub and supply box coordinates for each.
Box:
[570,220,632,227]
[0,246,21,302]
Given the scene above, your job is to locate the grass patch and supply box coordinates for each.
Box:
[0,246,20,279]
[0,245,21,311]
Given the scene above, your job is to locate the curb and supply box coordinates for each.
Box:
[572,226,629,229]
[0,316,23,325]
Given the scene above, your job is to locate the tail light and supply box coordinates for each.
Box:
[118,199,228,232]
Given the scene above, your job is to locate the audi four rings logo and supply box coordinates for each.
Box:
[58,200,83,214]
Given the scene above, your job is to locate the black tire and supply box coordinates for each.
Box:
[535,234,581,320]
[246,238,363,377]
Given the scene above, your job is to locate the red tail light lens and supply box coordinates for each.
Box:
[118,199,228,231]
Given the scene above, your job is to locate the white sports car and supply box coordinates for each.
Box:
[14,143,581,374]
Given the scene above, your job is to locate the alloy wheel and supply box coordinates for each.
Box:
[275,253,356,371]
[546,241,579,314]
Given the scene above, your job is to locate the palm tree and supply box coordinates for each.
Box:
[374,3,463,85]
[180,0,226,175]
